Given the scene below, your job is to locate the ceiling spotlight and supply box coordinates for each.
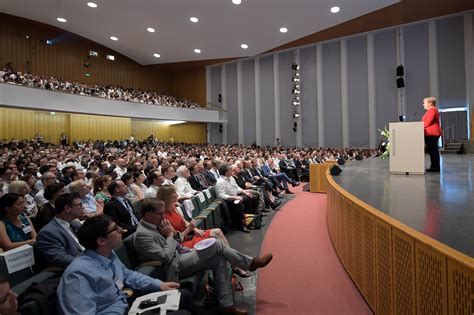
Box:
[25,35,30,39]
[57,18,67,23]
[194,49,201,54]
[292,76,300,82]
[279,27,288,33]
[293,112,300,118]
[147,27,156,33]
[294,84,300,89]
[295,96,300,101]
[85,73,91,77]
[330,6,340,13]
[291,64,300,71]
[240,44,248,49]
[292,89,300,94]
[190,17,199,23]
[153,53,161,58]
[87,2,98,8]
[110,36,118,41]
[46,39,53,45]
[232,0,242,4]
[292,101,300,106]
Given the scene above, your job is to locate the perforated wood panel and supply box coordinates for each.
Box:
[353,204,364,289]
[344,199,355,277]
[363,212,376,310]
[415,241,448,315]
[392,228,416,315]
[376,219,393,315]
[447,258,473,315]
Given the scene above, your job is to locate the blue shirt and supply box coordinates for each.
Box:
[58,250,163,315]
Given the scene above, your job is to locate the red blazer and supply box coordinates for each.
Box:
[422,107,442,136]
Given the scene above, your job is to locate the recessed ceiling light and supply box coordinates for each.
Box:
[232,0,241,4]
[110,36,118,41]
[153,53,161,58]
[87,2,98,8]
[57,18,67,23]
[190,17,199,23]
[330,6,340,13]
[280,27,288,33]
[194,49,201,54]
[147,27,156,33]
[240,44,248,49]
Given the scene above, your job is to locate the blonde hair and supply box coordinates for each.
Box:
[7,181,29,195]
[424,97,437,106]
[69,179,85,194]
[156,185,176,211]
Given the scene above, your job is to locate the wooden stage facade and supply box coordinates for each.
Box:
[324,156,473,315]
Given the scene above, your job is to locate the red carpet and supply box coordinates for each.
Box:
[256,186,373,315]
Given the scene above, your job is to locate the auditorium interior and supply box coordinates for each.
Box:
[0,0,473,314]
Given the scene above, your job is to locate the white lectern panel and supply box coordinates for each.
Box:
[389,122,425,174]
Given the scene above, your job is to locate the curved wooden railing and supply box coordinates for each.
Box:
[325,170,474,315]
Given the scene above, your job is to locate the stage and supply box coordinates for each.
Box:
[332,155,474,257]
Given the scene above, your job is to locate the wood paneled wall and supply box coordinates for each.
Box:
[0,107,206,144]
[0,13,170,92]
[169,69,207,107]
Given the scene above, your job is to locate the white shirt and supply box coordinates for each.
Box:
[35,189,48,208]
[174,177,196,199]
[145,185,159,199]
[162,178,174,186]
[215,176,243,200]
[114,166,127,179]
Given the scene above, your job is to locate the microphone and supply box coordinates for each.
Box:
[408,111,418,122]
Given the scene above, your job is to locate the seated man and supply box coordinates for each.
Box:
[145,170,164,198]
[133,198,273,315]
[104,180,140,237]
[58,215,193,315]
[36,193,85,269]
[69,179,103,216]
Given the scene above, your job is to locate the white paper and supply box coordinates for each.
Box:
[0,244,35,274]
[204,189,212,199]
[128,290,181,315]
[183,199,194,218]
[197,192,206,203]
[194,238,216,251]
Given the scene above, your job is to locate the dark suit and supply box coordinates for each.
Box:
[233,175,259,213]
[36,218,83,269]
[104,197,139,237]
[203,169,217,185]
[188,175,205,191]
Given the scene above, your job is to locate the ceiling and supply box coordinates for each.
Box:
[1,0,398,65]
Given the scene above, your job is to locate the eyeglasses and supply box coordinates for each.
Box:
[100,224,125,237]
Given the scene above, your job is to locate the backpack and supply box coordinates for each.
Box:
[18,276,61,315]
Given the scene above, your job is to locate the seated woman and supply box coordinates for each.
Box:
[121,173,141,203]
[93,175,112,205]
[7,180,38,217]
[131,171,147,200]
[35,182,65,232]
[156,185,250,277]
[0,193,37,251]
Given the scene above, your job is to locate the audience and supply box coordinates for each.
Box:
[0,274,18,315]
[1,65,205,110]
[57,214,193,315]
[34,182,65,231]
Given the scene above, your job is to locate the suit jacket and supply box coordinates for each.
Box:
[234,174,249,189]
[36,218,83,269]
[188,175,205,191]
[104,197,139,236]
[133,220,182,281]
[203,170,217,185]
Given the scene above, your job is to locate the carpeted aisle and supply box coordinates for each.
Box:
[256,186,373,315]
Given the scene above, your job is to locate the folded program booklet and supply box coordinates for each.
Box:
[128,289,181,315]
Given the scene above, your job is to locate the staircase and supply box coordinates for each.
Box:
[440,142,465,154]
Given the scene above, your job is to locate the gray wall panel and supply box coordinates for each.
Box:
[404,23,430,119]
[322,42,342,148]
[374,29,398,134]
[210,66,221,107]
[209,123,221,144]
[437,16,467,109]
[260,55,275,146]
[225,63,239,144]
[347,36,369,147]
[242,60,256,145]
[279,51,295,147]
[300,46,318,147]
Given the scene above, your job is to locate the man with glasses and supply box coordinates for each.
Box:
[134,198,273,315]
[36,193,85,269]
[58,215,193,315]
[35,171,57,208]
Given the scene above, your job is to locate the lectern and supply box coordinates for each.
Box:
[389,122,425,174]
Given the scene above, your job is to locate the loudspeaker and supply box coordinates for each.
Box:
[218,94,222,103]
[337,158,345,165]
[330,165,342,176]
[396,65,404,76]
[219,124,223,133]
[396,78,405,88]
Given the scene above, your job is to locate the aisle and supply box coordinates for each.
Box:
[256,186,373,315]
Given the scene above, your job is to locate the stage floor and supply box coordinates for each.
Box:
[333,155,474,257]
